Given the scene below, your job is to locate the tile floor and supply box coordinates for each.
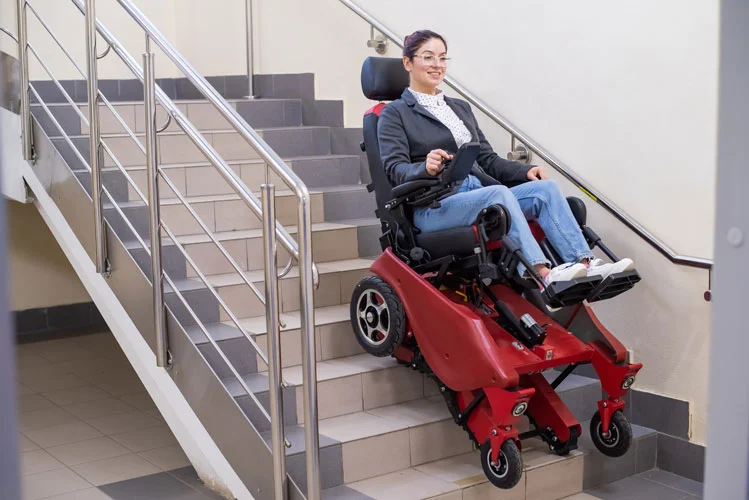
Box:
[14,332,704,499]
[15,332,221,500]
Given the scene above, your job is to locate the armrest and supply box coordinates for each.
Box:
[391,178,441,198]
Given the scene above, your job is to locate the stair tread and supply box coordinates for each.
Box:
[117,154,361,171]
[33,97,302,107]
[80,125,331,139]
[186,304,349,343]
[205,258,372,287]
[222,353,400,396]
[175,221,357,245]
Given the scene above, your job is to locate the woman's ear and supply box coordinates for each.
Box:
[402,56,412,73]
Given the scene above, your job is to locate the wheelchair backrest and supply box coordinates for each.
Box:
[361,57,410,226]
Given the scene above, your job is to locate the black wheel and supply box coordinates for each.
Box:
[547,426,579,456]
[350,276,406,357]
[480,439,523,490]
[549,442,571,456]
[590,411,632,458]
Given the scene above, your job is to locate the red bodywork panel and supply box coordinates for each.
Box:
[371,249,522,390]
[370,250,601,390]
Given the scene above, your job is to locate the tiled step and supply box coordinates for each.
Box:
[109,190,326,239]
[175,222,360,276]
[313,419,657,499]
[321,185,377,222]
[335,217,383,258]
[191,304,357,369]
[206,258,372,320]
[122,155,362,201]
[32,98,304,136]
[53,127,333,171]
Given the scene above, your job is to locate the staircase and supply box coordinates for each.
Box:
[25,69,661,499]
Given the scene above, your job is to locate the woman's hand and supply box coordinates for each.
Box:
[526,165,549,181]
[425,149,453,176]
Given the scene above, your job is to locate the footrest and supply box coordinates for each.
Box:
[543,276,602,308]
[587,269,641,303]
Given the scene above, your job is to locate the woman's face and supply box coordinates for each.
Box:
[404,37,448,93]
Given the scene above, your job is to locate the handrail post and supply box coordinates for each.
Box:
[244,0,255,98]
[143,50,167,367]
[84,0,108,275]
[261,184,287,500]
[16,0,32,160]
[297,195,320,500]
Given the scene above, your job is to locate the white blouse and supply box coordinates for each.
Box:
[408,88,473,148]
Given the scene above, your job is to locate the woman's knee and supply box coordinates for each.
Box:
[533,179,563,198]
[486,184,512,203]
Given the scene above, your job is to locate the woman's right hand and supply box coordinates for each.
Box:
[425,149,453,176]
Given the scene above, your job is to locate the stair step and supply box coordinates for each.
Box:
[314,417,656,499]
[321,185,377,222]
[203,257,372,320]
[33,98,304,135]
[175,222,362,276]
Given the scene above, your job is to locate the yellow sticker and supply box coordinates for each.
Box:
[578,186,598,202]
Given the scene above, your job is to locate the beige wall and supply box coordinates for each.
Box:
[6,200,90,310]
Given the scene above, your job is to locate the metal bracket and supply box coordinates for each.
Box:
[102,258,113,279]
[156,114,172,133]
[507,136,533,164]
[367,25,388,55]
[96,44,112,60]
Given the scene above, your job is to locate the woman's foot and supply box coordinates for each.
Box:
[540,262,588,289]
[586,258,635,280]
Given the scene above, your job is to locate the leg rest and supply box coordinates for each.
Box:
[587,270,641,303]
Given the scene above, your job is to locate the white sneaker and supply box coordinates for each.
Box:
[586,258,635,280]
[542,262,588,288]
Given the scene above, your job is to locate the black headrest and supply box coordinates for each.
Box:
[361,57,409,102]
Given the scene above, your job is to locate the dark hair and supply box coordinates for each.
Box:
[403,30,448,59]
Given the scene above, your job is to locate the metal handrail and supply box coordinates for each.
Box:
[25,2,274,322]
[0,27,17,42]
[339,0,713,270]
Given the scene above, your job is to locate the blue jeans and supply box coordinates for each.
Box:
[413,175,594,276]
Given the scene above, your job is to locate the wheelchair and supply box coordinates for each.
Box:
[349,57,643,489]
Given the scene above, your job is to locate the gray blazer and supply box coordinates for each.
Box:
[377,89,532,188]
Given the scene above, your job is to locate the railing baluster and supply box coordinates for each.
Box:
[262,184,287,500]
[297,193,320,500]
[84,0,108,275]
[244,0,254,98]
[16,0,32,160]
[143,50,167,368]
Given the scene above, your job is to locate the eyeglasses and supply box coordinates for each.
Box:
[413,53,451,66]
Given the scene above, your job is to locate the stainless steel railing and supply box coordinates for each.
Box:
[339,0,714,271]
[13,0,320,497]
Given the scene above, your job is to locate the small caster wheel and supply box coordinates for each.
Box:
[350,276,406,357]
[480,439,523,490]
[548,427,579,456]
[590,410,632,457]
[549,442,571,456]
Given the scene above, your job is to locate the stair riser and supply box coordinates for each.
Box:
[216,268,368,321]
[159,194,324,237]
[204,321,364,378]
[76,170,129,203]
[182,227,359,277]
[126,156,361,201]
[98,128,331,167]
[34,99,304,136]
[127,164,285,201]
[322,190,377,222]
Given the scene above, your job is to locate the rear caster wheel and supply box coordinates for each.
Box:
[590,410,632,458]
[350,276,405,357]
[480,439,523,490]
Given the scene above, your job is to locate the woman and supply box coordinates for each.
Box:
[377,29,633,287]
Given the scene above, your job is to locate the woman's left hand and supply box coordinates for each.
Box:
[526,166,549,181]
